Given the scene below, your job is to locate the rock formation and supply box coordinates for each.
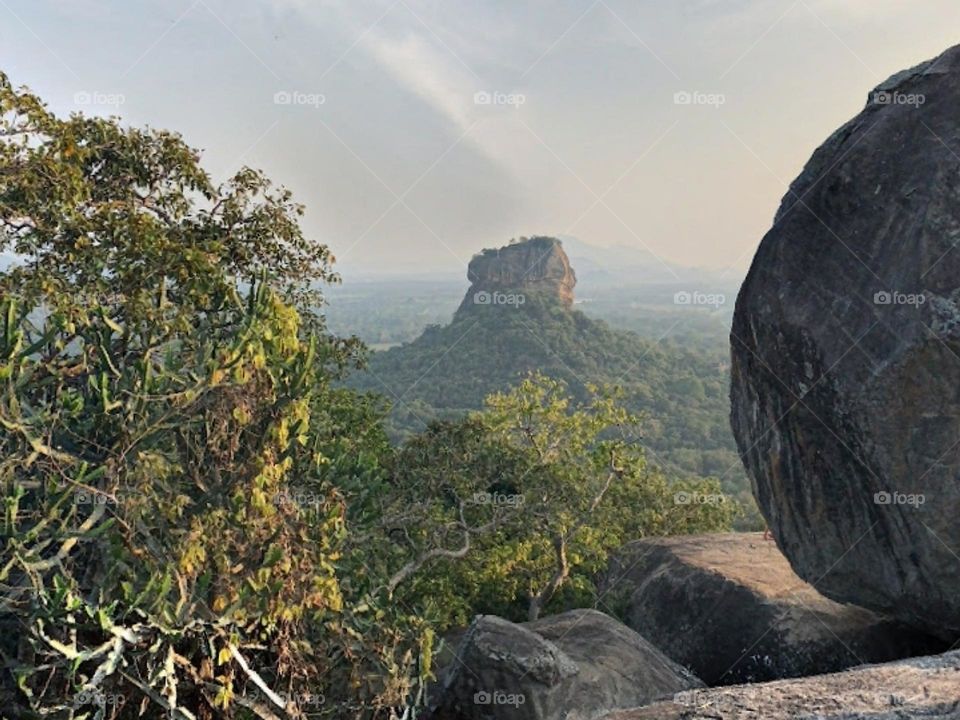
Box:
[601,533,943,685]
[427,609,702,720]
[598,649,960,720]
[457,236,576,313]
[730,44,960,639]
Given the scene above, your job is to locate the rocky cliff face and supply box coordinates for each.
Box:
[730,45,960,639]
[457,236,576,313]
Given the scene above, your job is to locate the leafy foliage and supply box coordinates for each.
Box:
[0,72,425,719]
[351,293,761,529]
[383,374,736,629]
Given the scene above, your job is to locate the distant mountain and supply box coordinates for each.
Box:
[349,236,755,522]
[333,235,742,290]
[556,235,738,290]
[322,236,740,348]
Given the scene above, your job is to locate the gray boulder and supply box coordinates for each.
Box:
[601,533,943,685]
[427,609,701,720]
[730,43,960,639]
[598,649,960,720]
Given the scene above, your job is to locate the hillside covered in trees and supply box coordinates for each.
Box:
[351,238,757,524]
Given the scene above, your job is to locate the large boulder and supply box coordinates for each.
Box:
[601,533,943,685]
[427,609,701,720]
[730,44,960,639]
[598,649,960,720]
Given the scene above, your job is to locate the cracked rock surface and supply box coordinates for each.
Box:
[731,43,960,640]
[600,649,960,720]
[427,609,701,720]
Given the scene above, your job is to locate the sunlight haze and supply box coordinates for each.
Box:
[2,0,957,277]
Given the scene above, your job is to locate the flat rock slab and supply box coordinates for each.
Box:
[599,650,960,720]
[601,533,943,684]
[427,609,701,720]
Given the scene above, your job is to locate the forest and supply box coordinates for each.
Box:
[0,74,736,718]
[348,291,760,527]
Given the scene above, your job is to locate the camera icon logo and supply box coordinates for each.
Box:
[274,91,292,105]
[873,291,892,305]
[474,91,492,105]
[473,291,492,305]
[474,691,492,705]
[874,491,892,505]
[674,291,692,305]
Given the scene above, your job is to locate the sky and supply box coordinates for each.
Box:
[1,0,958,280]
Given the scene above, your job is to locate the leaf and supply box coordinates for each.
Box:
[217,646,232,666]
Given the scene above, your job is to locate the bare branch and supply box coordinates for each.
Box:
[384,498,499,594]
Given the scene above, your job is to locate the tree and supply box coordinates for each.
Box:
[383,373,737,627]
[364,418,530,629]
[0,71,426,719]
[480,373,736,620]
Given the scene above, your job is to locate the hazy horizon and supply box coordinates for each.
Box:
[3,1,958,281]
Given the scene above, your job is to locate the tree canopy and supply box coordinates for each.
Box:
[0,70,421,719]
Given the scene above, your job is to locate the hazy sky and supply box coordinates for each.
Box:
[2,1,958,279]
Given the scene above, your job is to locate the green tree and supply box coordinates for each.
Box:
[0,72,425,719]
[364,418,529,629]
[480,373,735,620]
[385,373,737,627]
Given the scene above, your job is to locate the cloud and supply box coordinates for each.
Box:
[361,29,476,137]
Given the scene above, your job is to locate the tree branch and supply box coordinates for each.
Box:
[384,498,498,595]
[528,532,569,621]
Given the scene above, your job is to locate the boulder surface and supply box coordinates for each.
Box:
[598,649,960,720]
[601,533,943,684]
[427,609,701,720]
[730,44,960,639]
[458,236,576,312]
